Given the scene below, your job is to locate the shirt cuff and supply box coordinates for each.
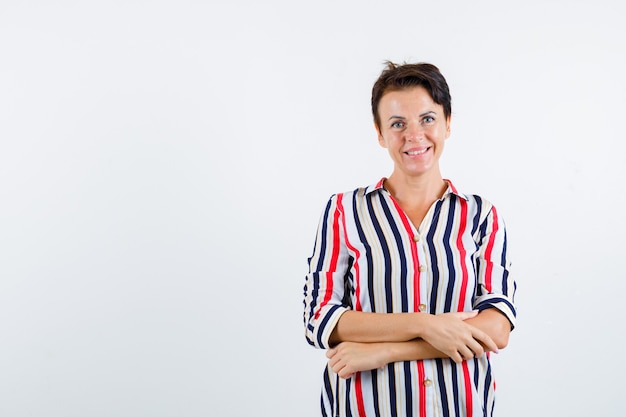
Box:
[314,305,350,349]
[474,296,517,330]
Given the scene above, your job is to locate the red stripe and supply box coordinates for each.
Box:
[462,362,473,416]
[388,196,421,309]
[314,194,343,319]
[389,196,426,416]
[483,206,499,292]
[355,373,366,416]
[337,196,366,414]
[446,179,457,194]
[450,183,473,415]
[338,194,362,311]
[418,362,426,417]
[456,199,469,311]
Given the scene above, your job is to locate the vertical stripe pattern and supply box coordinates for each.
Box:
[303,179,517,416]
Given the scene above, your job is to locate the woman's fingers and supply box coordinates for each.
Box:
[329,356,355,379]
[422,312,500,362]
[325,342,390,379]
[471,327,499,354]
[326,345,354,377]
[451,310,479,321]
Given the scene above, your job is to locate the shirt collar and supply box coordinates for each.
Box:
[365,177,469,201]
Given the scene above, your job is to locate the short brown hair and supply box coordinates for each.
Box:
[371,61,452,129]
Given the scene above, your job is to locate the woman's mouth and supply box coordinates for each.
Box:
[405,147,429,156]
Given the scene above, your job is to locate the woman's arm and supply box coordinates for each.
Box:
[303,195,352,350]
[329,309,498,363]
[326,308,508,379]
[326,338,446,379]
[465,308,511,349]
[472,205,517,334]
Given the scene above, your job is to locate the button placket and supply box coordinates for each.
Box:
[413,232,428,314]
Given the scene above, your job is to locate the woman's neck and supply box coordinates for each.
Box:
[384,172,447,206]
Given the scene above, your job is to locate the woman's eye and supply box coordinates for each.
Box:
[391,121,405,128]
[422,116,435,124]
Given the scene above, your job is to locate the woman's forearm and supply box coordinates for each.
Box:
[327,339,448,379]
[464,308,511,349]
[328,310,427,346]
[329,309,501,364]
[386,339,447,362]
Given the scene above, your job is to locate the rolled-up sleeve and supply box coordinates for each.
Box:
[303,194,352,349]
[473,204,517,329]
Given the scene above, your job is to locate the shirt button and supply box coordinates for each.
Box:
[413,234,421,242]
[423,379,433,387]
[418,265,426,272]
[418,304,427,312]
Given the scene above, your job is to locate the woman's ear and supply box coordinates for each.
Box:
[375,123,387,148]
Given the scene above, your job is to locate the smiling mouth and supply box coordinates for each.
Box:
[405,148,429,156]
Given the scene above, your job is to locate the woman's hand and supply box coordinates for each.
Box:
[420,311,498,364]
[326,342,390,379]
[325,311,501,379]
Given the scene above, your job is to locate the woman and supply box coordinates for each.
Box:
[303,61,517,417]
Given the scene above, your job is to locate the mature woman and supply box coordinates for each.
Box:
[303,61,517,416]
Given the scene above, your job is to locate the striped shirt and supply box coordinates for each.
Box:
[303,179,517,417]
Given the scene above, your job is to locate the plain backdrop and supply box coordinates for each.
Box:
[1,1,625,416]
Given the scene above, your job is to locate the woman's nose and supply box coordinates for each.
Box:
[406,124,425,141]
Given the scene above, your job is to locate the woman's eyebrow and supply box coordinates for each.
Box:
[388,111,436,121]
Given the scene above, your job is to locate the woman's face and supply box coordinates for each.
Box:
[376,86,451,180]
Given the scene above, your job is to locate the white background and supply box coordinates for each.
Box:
[1,1,624,416]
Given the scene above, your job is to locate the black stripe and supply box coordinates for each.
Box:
[501,228,509,295]
[403,361,413,417]
[353,189,375,311]
[307,198,335,325]
[483,360,493,417]
[345,377,353,417]
[427,200,445,314]
[317,304,343,347]
[451,364,461,417]
[371,369,382,417]
[436,359,451,417]
[471,195,483,236]
[475,299,516,319]
[380,196,409,311]
[443,199,457,312]
[370,195,396,312]
[387,363,398,417]
[322,366,333,417]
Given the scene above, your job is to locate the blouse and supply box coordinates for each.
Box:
[303,178,517,417]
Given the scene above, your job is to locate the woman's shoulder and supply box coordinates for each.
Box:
[446,180,494,204]
[462,192,495,209]
[327,179,385,201]
[446,180,500,218]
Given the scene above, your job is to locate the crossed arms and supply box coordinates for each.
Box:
[326,308,511,379]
